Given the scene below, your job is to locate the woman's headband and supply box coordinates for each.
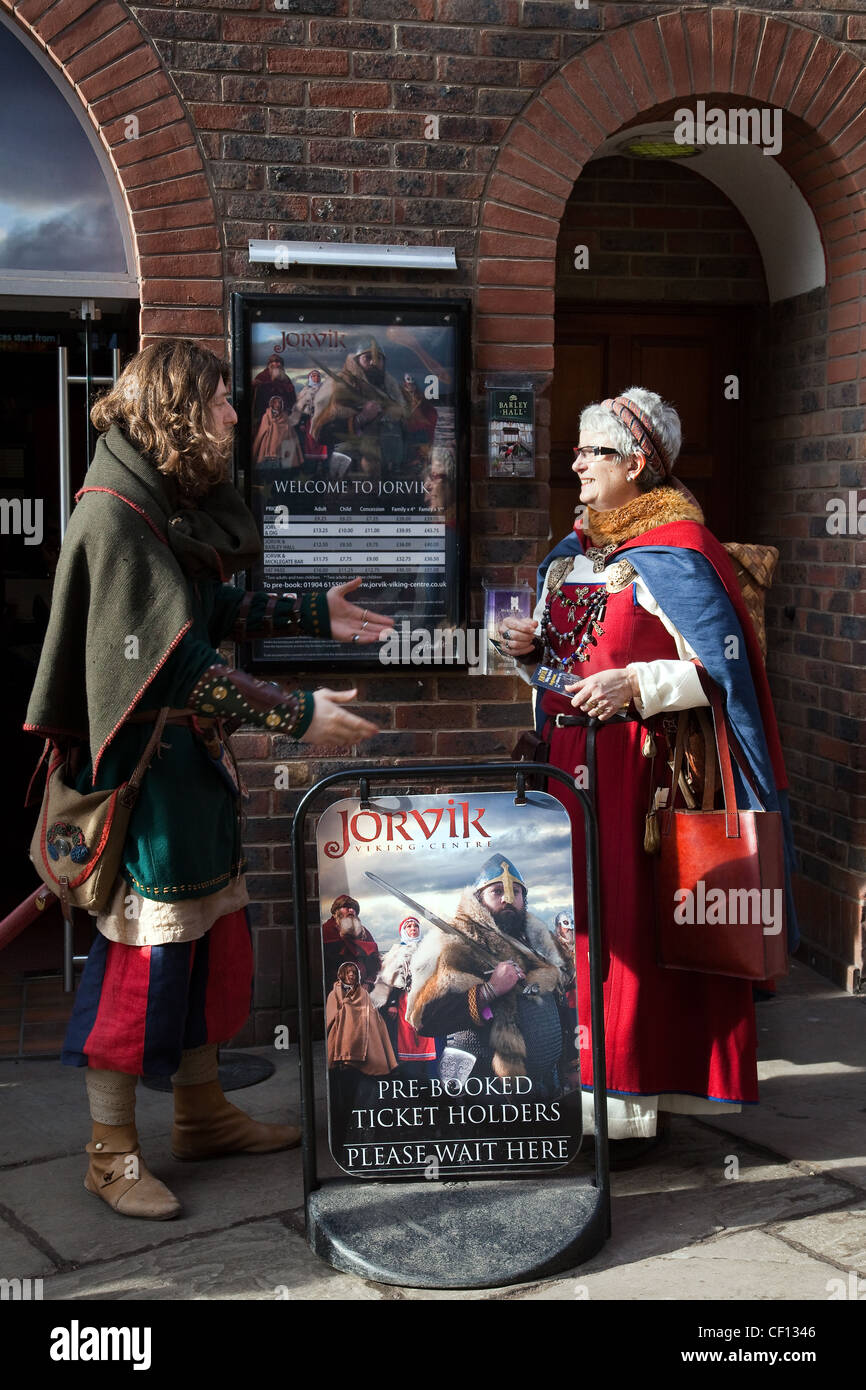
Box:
[601,396,670,480]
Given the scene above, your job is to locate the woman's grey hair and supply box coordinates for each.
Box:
[579,387,682,491]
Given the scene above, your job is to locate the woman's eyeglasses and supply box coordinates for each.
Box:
[573,446,623,462]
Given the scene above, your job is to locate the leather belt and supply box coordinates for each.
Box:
[126,708,196,724]
[552,707,642,728]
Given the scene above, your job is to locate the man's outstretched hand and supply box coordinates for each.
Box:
[300,688,379,747]
[327,576,395,644]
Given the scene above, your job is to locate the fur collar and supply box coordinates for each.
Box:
[585,485,703,546]
[408,890,568,1007]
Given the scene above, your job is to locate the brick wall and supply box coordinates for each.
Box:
[751,287,866,990]
[557,155,767,304]
[5,0,866,1019]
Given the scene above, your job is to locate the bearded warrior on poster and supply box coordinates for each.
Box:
[406,857,572,1099]
[309,339,408,479]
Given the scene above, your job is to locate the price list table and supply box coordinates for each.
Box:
[263,512,446,571]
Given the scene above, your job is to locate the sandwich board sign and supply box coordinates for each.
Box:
[316,791,583,1179]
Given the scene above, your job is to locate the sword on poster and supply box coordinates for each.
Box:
[363,870,546,983]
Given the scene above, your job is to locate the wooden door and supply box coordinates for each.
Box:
[551,306,750,546]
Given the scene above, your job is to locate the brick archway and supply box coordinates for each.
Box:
[0,0,224,349]
[475,8,866,987]
[477,10,866,386]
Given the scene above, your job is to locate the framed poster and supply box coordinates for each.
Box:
[231,293,470,670]
[317,792,582,1179]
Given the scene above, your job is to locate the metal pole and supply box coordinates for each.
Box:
[292,800,319,1198]
[57,346,72,541]
[63,914,74,994]
[83,311,94,462]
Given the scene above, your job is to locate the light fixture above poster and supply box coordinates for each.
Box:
[249,240,457,271]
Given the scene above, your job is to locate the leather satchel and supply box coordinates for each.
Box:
[28,709,170,919]
[654,668,788,980]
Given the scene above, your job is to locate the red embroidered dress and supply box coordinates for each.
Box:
[540,577,758,1112]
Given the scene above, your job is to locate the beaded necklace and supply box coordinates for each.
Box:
[539,544,613,673]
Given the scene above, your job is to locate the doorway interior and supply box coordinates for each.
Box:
[550,303,752,545]
[1,299,138,1053]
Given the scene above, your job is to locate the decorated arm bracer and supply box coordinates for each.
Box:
[186,664,315,739]
[229,590,330,643]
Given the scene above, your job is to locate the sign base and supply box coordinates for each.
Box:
[307,1172,607,1290]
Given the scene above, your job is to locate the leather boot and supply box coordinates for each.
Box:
[170,1081,301,1161]
[84,1123,181,1220]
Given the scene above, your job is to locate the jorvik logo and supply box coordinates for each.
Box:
[674,100,782,157]
[325,800,492,859]
[673,880,783,936]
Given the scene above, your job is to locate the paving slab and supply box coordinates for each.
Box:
[770,1206,866,1275]
[511,1227,843,1301]
[0,1215,56,1280]
[0,1119,304,1267]
[0,1048,301,1167]
[716,968,866,1190]
[40,1220,387,1301]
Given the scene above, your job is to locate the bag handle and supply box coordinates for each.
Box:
[694,666,739,838]
[662,668,740,839]
[694,707,717,812]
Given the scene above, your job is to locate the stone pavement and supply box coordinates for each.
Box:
[0,958,863,1302]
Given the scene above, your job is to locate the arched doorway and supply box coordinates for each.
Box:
[476,11,866,988]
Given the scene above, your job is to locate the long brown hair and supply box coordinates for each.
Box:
[91,340,232,497]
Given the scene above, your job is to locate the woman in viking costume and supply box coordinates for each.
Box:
[24,340,392,1220]
[499,388,798,1165]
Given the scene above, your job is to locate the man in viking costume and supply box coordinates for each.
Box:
[24,340,392,1221]
[321,894,381,991]
[406,857,571,1098]
[309,339,407,479]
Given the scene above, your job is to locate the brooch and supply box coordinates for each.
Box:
[604,559,638,594]
[46,821,90,863]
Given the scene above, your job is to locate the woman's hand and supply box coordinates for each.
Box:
[300,688,379,746]
[566,667,639,721]
[327,576,395,644]
[497,615,539,658]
